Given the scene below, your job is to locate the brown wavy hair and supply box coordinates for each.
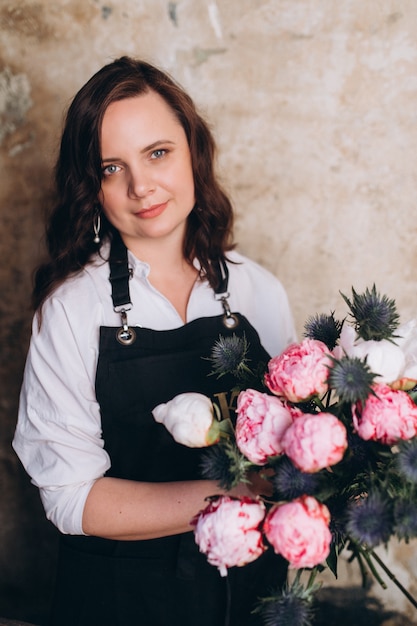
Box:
[33,56,235,312]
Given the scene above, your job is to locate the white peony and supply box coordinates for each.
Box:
[334,321,417,389]
[152,392,220,447]
[394,319,417,385]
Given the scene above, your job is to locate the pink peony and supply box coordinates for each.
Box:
[281,412,348,472]
[286,404,305,421]
[235,389,293,464]
[265,339,331,402]
[192,496,266,576]
[352,383,417,445]
[264,495,332,569]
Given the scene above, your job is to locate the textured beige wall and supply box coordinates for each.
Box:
[2,0,417,622]
[3,0,417,331]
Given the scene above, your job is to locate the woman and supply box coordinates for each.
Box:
[13,56,296,625]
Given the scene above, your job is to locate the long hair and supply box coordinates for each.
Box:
[33,56,235,311]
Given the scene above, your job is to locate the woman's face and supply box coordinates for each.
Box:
[98,90,195,254]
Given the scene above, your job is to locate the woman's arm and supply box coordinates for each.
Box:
[14,268,274,539]
[83,477,225,540]
[82,472,271,541]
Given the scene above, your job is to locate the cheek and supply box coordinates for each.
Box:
[98,186,119,214]
[166,164,195,204]
[98,195,122,230]
[182,164,196,202]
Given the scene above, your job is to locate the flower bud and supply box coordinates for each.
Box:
[152,392,220,447]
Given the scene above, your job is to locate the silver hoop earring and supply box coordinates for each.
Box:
[93,213,101,244]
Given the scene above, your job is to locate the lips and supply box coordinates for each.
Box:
[135,202,168,219]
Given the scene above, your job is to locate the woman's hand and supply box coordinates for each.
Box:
[230,467,274,500]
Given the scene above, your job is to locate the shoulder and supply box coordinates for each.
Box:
[35,253,116,344]
[44,255,110,315]
[226,250,287,292]
[224,250,297,356]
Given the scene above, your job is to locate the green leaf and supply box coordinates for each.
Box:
[326,542,339,579]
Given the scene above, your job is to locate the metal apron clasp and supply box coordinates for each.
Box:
[115,305,136,345]
[216,293,239,329]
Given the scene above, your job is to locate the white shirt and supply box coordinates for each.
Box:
[12,248,296,535]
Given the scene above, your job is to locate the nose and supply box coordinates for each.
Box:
[127,165,155,199]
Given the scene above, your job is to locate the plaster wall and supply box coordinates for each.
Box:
[1,0,417,622]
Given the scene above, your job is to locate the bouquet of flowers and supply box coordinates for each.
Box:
[152,286,417,625]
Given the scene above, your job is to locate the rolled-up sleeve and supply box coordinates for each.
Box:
[13,289,110,535]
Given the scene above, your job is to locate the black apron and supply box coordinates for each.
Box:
[50,240,287,626]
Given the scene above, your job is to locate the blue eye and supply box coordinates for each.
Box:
[151,149,166,159]
[102,164,120,176]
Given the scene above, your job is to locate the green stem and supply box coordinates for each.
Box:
[359,548,387,589]
[369,549,417,610]
[293,568,303,586]
[306,567,318,590]
[313,396,327,411]
[354,549,369,588]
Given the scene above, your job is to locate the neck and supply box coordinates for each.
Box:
[120,233,199,323]
[126,235,188,275]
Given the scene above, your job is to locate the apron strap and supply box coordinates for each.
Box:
[214,258,229,296]
[109,233,132,311]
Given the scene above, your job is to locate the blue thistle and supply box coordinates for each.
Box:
[272,456,326,500]
[347,432,373,464]
[328,355,376,404]
[343,432,375,475]
[208,333,250,378]
[396,438,417,483]
[303,312,343,350]
[199,440,252,490]
[335,435,383,498]
[394,498,417,541]
[326,496,349,546]
[341,285,400,341]
[258,586,315,626]
[346,491,394,547]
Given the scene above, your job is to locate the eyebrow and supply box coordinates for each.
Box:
[101,139,176,164]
